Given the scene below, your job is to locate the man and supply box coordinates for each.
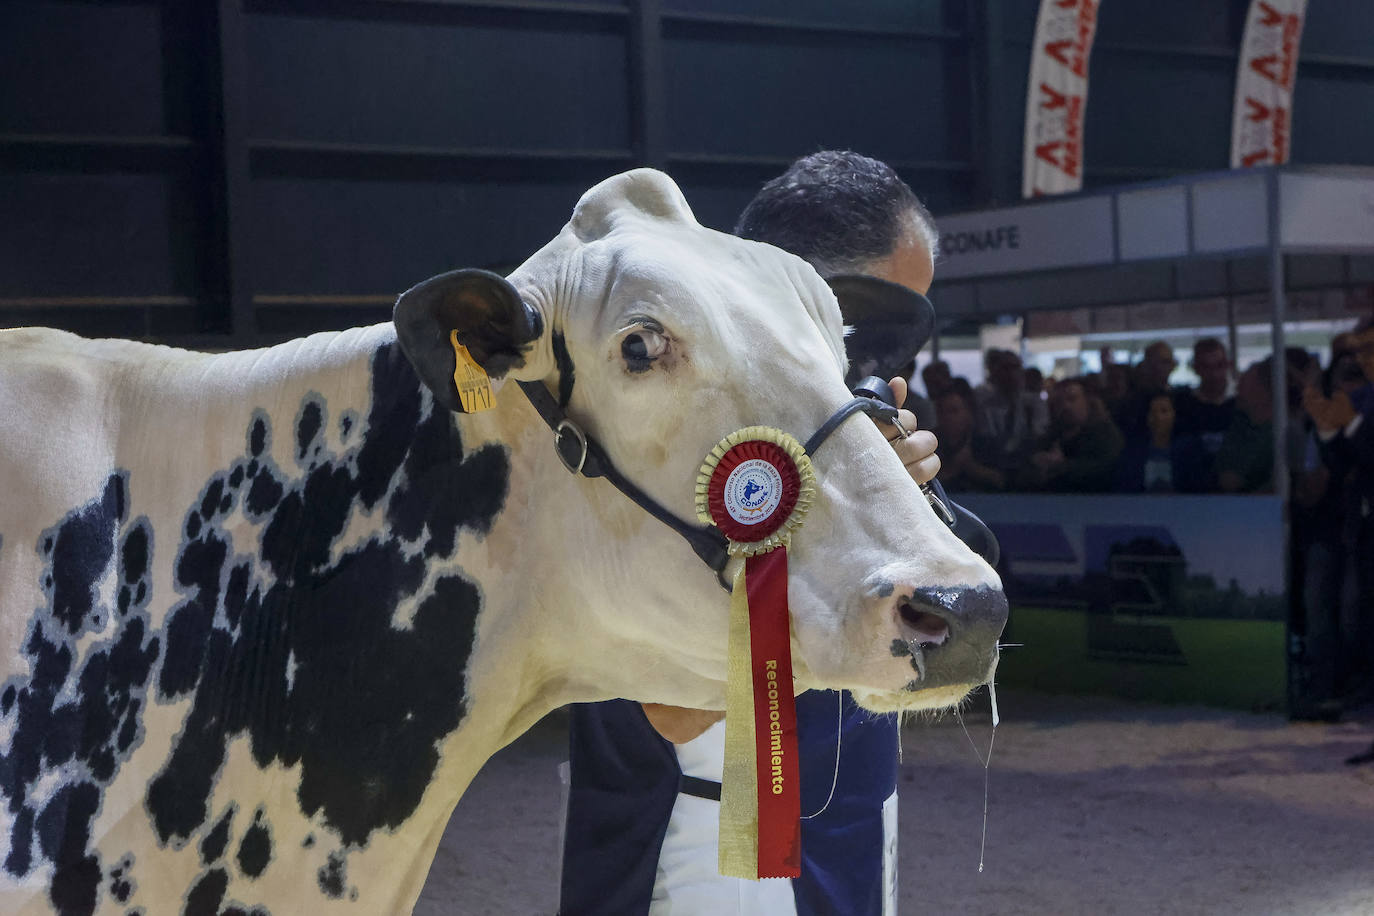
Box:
[1022,377,1123,492]
[921,359,953,402]
[1113,340,1178,442]
[1173,338,1235,460]
[972,348,1047,481]
[1305,318,1374,762]
[1216,359,1277,493]
[559,151,945,916]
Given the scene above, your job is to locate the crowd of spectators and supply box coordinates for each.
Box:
[923,319,1374,706]
[923,328,1371,499]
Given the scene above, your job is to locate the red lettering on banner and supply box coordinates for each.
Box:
[1257,1,1284,27]
[1244,97,1272,122]
[1242,148,1273,167]
[1044,39,1074,69]
[1280,16,1300,86]
[1055,0,1077,8]
[1035,141,1065,170]
[1250,54,1282,85]
[1038,82,1069,110]
[1271,106,1290,160]
[1062,96,1083,178]
[1071,2,1098,78]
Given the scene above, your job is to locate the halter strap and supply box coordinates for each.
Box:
[515,375,1000,587]
[516,379,732,578]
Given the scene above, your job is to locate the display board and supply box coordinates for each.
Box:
[959,493,1286,710]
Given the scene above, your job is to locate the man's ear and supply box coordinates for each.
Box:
[825,274,936,385]
[393,268,545,412]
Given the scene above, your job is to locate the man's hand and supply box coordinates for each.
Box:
[884,376,940,485]
[1303,385,1358,434]
[641,704,725,744]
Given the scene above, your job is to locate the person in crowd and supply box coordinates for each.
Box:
[1290,334,1370,714]
[1113,340,1177,440]
[1215,359,1278,493]
[1304,318,1374,760]
[896,358,936,431]
[1173,338,1235,460]
[560,150,947,915]
[1099,362,1133,419]
[973,348,1048,475]
[1215,348,1318,494]
[1021,376,1123,491]
[934,379,1005,492]
[1114,391,1210,493]
[922,358,954,401]
[1024,366,1046,400]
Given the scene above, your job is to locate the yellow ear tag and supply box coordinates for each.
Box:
[449,330,495,413]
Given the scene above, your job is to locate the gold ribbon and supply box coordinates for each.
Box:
[697,426,816,880]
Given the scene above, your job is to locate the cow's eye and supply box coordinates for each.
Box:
[621,328,668,372]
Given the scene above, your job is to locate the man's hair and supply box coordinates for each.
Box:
[1193,337,1226,362]
[733,150,938,276]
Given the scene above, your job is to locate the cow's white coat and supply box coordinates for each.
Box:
[0,170,1000,914]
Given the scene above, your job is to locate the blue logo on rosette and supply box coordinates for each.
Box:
[725,459,784,525]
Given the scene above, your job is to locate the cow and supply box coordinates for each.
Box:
[0,169,1005,915]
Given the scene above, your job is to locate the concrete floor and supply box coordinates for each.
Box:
[416,690,1374,915]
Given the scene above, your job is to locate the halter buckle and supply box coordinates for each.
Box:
[554,419,589,474]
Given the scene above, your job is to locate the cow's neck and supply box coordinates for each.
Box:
[126,324,590,907]
[70,323,700,909]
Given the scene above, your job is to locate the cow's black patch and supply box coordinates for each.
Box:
[158,528,229,699]
[302,833,314,848]
[6,805,34,874]
[236,808,272,879]
[184,867,228,916]
[146,342,505,854]
[200,805,235,864]
[249,419,268,458]
[109,854,135,903]
[245,469,283,519]
[48,475,125,635]
[296,400,324,461]
[317,851,346,899]
[39,782,102,916]
[4,340,508,911]
[0,482,159,913]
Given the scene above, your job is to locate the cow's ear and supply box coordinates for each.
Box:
[394,268,545,413]
[825,274,935,385]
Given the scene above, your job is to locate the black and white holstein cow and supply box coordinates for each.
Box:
[0,170,1005,915]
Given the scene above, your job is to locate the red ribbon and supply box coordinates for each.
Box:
[746,548,801,877]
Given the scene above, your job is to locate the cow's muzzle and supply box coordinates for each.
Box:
[886,585,1009,692]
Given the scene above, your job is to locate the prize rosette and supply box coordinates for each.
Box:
[695,427,815,554]
[695,427,815,880]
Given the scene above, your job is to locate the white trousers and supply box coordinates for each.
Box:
[649,721,899,916]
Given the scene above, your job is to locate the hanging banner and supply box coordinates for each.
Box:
[1021,0,1103,198]
[1230,0,1308,169]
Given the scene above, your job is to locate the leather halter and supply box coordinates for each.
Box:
[515,376,997,591]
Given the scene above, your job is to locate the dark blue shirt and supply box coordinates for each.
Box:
[560,691,898,916]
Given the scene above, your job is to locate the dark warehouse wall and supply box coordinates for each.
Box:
[2,0,1373,344]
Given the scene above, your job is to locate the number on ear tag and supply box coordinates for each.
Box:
[450,330,495,413]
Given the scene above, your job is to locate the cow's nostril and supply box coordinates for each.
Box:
[898,601,949,647]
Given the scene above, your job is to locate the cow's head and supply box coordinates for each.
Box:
[396,169,1005,715]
